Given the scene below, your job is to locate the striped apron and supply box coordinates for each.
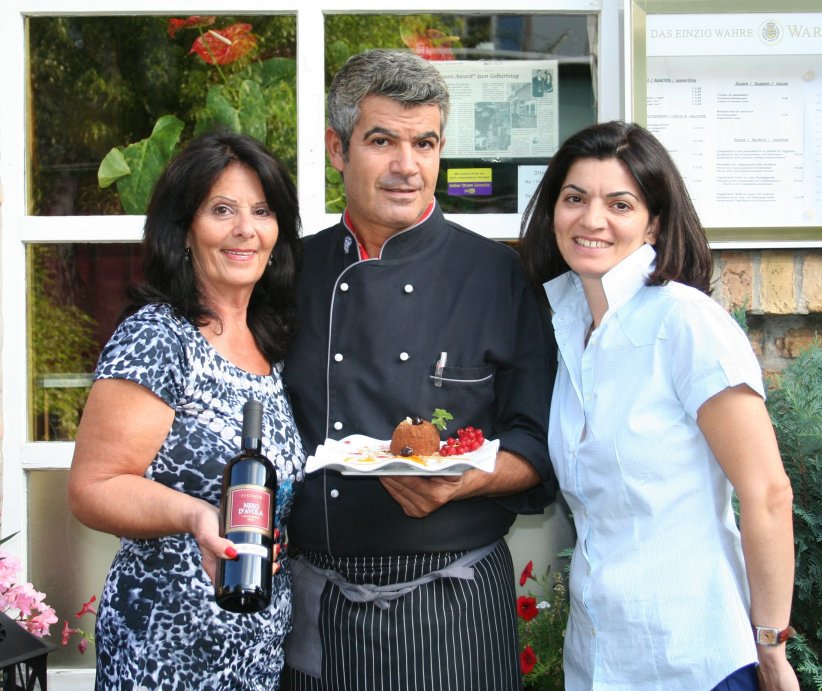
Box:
[281,539,522,691]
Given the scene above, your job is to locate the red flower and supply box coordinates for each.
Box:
[76,595,97,618]
[519,560,534,586]
[520,645,537,674]
[189,24,257,65]
[517,595,538,621]
[78,638,88,654]
[400,19,459,61]
[167,16,216,39]
[61,621,80,646]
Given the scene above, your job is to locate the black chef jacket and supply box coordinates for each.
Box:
[283,204,557,556]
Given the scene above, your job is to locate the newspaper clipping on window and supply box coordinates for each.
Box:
[433,60,559,160]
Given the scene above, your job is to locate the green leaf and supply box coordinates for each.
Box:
[326,40,352,72]
[325,166,342,185]
[0,531,20,547]
[194,82,267,144]
[248,56,296,87]
[431,408,453,431]
[194,85,241,138]
[237,80,267,142]
[113,114,184,214]
[97,147,131,189]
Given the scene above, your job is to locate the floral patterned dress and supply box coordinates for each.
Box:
[92,303,305,691]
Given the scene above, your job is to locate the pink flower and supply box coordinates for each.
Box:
[22,606,57,637]
[0,547,55,638]
[5,582,44,618]
[0,554,22,589]
[78,638,89,654]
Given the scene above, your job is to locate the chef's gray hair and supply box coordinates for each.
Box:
[327,49,450,158]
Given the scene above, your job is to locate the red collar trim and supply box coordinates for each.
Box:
[343,201,436,260]
[343,209,370,259]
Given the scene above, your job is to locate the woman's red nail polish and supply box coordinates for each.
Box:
[225,546,238,559]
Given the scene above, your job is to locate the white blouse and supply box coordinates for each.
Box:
[546,244,762,690]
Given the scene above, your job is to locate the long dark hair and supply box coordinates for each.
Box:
[519,120,712,295]
[124,130,302,361]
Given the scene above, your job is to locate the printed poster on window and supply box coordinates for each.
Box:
[646,13,822,229]
[433,60,559,160]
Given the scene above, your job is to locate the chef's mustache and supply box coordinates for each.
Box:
[378,176,422,191]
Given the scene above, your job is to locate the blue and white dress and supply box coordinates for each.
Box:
[93,303,305,691]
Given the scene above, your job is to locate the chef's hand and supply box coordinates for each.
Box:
[379,473,469,517]
[380,450,540,518]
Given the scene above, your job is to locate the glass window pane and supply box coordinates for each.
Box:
[323,13,597,214]
[28,15,297,216]
[28,243,143,441]
[28,469,119,670]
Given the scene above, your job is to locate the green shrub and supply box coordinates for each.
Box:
[766,340,822,690]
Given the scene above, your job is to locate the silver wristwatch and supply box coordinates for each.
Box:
[752,624,795,646]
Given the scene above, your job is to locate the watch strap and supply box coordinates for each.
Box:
[753,624,796,646]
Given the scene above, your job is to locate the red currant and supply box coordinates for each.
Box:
[438,425,486,455]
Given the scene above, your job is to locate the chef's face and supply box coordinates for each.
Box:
[326,95,444,238]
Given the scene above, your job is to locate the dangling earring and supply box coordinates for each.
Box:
[185,247,191,263]
[267,255,273,267]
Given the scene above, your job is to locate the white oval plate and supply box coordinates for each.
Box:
[305,434,498,476]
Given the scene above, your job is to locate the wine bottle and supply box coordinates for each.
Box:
[216,399,277,613]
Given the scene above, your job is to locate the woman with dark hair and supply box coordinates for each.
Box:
[520,121,798,691]
[68,130,305,689]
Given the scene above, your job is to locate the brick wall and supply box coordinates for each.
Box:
[712,248,822,379]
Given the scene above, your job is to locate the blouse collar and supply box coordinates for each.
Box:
[545,243,657,316]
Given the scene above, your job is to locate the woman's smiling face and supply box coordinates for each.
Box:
[187,162,278,302]
[553,157,659,285]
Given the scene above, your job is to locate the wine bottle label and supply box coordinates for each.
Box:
[225,485,273,536]
[233,543,270,559]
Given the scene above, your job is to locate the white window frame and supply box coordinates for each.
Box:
[0,1,619,685]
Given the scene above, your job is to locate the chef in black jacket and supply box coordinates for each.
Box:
[281,49,557,691]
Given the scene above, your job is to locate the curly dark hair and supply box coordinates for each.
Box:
[124,130,302,362]
[519,120,712,295]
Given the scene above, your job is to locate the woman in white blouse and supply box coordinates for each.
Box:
[519,121,798,691]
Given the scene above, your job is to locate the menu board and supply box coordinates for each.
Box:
[640,10,821,238]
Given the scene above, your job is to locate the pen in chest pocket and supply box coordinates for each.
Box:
[434,351,447,387]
